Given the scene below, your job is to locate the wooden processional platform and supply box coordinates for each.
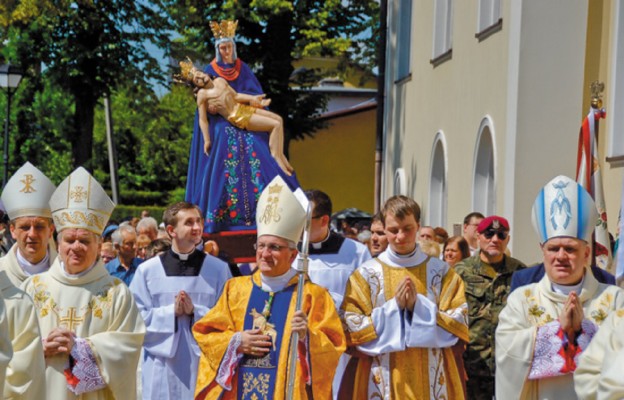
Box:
[204,229,257,264]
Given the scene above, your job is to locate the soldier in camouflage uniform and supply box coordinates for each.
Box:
[455,215,526,400]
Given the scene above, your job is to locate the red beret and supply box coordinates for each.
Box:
[477,215,510,233]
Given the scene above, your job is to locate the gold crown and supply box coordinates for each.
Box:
[176,57,196,82]
[269,183,283,195]
[210,20,238,40]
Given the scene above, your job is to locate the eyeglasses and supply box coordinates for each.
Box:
[253,243,289,252]
[482,230,508,240]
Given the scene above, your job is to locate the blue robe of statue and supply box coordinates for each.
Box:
[185,59,300,233]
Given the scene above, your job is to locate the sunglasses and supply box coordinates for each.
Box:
[482,230,508,240]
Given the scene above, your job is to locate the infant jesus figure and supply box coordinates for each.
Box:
[176,58,293,175]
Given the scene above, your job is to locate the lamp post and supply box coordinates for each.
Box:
[0,64,23,188]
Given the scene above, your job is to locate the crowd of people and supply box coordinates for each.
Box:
[0,162,621,399]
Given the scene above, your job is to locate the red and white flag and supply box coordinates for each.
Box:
[576,107,612,272]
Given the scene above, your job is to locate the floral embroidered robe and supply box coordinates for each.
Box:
[192,273,346,400]
[341,248,469,400]
[495,271,624,400]
[574,308,624,399]
[22,259,146,400]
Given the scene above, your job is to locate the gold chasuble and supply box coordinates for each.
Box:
[23,259,145,400]
[193,272,346,400]
[341,249,469,400]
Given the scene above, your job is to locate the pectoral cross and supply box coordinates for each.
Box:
[59,307,85,331]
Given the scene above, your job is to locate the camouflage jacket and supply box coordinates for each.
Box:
[454,253,526,378]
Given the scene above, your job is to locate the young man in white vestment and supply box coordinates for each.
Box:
[341,195,469,399]
[0,162,54,398]
[22,167,146,399]
[495,175,624,400]
[129,201,232,399]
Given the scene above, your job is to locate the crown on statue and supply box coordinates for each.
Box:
[210,20,238,40]
[174,57,196,83]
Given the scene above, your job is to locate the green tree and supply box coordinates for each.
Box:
[1,0,173,169]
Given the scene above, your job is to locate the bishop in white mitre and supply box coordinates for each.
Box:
[0,162,56,398]
[495,175,624,400]
[23,167,145,399]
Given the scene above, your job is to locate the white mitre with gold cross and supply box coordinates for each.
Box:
[1,161,56,220]
[49,167,115,235]
[256,176,307,243]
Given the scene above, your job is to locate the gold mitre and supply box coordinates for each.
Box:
[210,20,238,40]
[49,167,115,235]
[256,176,306,243]
[1,162,56,220]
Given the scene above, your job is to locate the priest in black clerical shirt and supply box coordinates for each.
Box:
[129,202,232,399]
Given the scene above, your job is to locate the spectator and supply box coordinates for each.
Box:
[463,212,484,256]
[368,212,389,257]
[434,226,449,244]
[100,242,117,264]
[420,239,441,258]
[106,224,143,286]
[443,236,470,268]
[145,238,171,259]
[136,234,151,260]
[137,216,159,242]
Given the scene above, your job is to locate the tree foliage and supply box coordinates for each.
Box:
[1,0,173,169]
[0,0,378,196]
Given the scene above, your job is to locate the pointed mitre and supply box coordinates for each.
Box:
[1,162,56,220]
[49,167,115,235]
[531,175,598,243]
[256,176,306,243]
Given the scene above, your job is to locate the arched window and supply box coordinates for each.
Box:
[473,117,496,215]
[394,168,407,196]
[428,133,447,227]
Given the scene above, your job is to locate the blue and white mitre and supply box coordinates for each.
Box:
[531,175,598,243]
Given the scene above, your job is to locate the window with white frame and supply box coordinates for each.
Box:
[477,0,501,33]
[396,0,413,80]
[428,134,447,228]
[473,119,496,215]
[432,0,453,60]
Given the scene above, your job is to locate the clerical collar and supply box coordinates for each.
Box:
[552,275,585,296]
[171,247,195,261]
[61,260,98,278]
[389,246,418,259]
[16,249,50,276]
[309,231,345,254]
[261,268,297,292]
[311,230,330,250]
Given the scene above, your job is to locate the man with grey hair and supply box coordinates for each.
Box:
[137,216,158,242]
[105,224,143,286]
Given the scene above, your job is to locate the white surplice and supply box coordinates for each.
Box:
[22,259,145,400]
[129,251,232,400]
[0,269,45,399]
[574,308,624,399]
[496,271,624,400]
